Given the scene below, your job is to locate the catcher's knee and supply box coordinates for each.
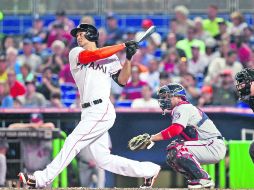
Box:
[166,142,183,167]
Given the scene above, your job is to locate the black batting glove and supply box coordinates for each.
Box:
[126,45,138,60]
[125,40,139,48]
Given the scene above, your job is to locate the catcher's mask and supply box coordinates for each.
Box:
[157,83,186,114]
[235,68,254,101]
[70,23,99,42]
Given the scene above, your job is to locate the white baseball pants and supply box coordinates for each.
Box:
[34,103,160,188]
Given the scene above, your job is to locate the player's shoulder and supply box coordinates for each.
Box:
[175,103,194,111]
[69,46,84,56]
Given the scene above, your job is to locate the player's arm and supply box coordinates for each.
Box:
[8,123,37,128]
[117,41,139,85]
[150,123,184,141]
[78,44,125,64]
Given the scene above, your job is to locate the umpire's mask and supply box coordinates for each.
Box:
[235,68,254,101]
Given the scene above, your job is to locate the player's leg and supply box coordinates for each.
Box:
[89,132,161,187]
[26,117,111,188]
[166,140,220,189]
[249,141,254,163]
[0,153,6,186]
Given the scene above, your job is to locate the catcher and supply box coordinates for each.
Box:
[128,83,226,189]
[235,68,254,163]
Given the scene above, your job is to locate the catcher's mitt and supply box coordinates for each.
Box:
[128,133,155,151]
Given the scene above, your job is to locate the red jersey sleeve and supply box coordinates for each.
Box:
[78,44,125,64]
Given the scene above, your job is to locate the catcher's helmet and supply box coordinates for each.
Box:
[70,23,99,42]
[157,83,186,111]
[235,68,254,101]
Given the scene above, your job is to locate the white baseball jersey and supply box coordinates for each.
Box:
[171,102,222,140]
[33,46,161,188]
[69,47,122,104]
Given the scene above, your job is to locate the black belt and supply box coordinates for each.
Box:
[82,99,102,108]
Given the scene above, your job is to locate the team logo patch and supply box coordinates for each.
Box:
[173,112,181,120]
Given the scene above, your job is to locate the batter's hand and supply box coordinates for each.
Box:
[125,40,139,60]
[125,40,138,47]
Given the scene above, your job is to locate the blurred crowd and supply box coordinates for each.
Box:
[0,5,253,109]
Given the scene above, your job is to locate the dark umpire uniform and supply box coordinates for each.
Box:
[235,68,254,163]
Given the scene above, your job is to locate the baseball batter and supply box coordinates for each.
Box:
[149,83,226,188]
[19,23,160,188]
[235,68,254,163]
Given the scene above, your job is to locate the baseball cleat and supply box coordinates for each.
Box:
[18,172,36,189]
[188,178,215,189]
[140,170,160,188]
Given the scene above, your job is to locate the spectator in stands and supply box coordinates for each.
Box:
[0,53,8,82]
[24,15,49,43]
[160,32,186,58]
[198,85,213,107]
[230,34,252,66]
[144,58,160,94]
[120,65,147,100]
[48,10,75,33]
[136,19,162,48]
[180,73,201,105]
[37,67,60,100]
[0,140,8,187]
[214,19,230,42]
[47,23,72,48]
[212,69,238,106]
[46,92,65,108]
[9,113,55,174]
[187,42,209,76]
[159,71,171,87]
[18,38,42,73]
[59,63,75,84]
[203,37,220,65]
[167,18,184,41]
[32,36,51,63]
[243,26,254,50]
[7,69,26,98]
[105,12,123,46]
[160,48,179,74]
[16,64,34,84]
[131,84,159,108]
[97,28,108,48]
[1,35,17,51]
[17,80,47,108]
[176,26,205,58]
[0,81,13,108]
[173,5,194,37]
[202,4,223,37]
[193,17,211,41]
[44,40,66,74]
[205,50,243,85]
[6,47,21,75]
[132,41,155,67]
[80,15,95,25]
[172,57,189,83]
[230,11,247,36]
[124,27,136,42]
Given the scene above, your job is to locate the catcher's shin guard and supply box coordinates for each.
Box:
[166,142,209,180]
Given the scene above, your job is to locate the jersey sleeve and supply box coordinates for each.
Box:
[108,55,122,75]
[69,47,84,70]
[172,105,190,127]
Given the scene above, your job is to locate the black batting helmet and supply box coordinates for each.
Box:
[70,23,99,42]
[235,68,254,100]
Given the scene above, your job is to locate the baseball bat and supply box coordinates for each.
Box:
[136,25,156,43]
